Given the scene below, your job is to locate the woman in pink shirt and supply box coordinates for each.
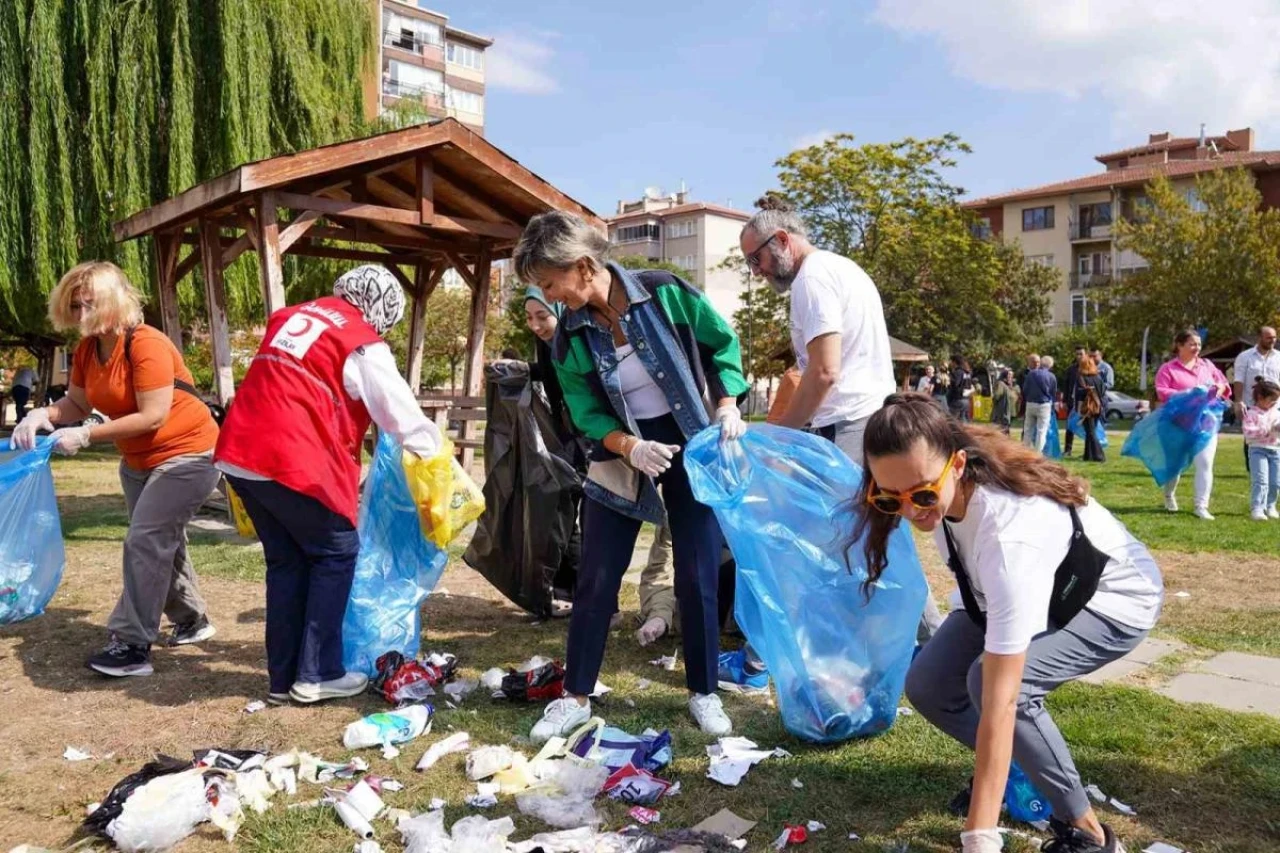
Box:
[1153,328,1231,519]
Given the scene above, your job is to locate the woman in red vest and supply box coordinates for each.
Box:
[215,265,442,705]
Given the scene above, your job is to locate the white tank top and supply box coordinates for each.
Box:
[615,344,671,419]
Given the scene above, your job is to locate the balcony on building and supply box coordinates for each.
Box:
[1068,266,1146,291]
[1069,201,1114,242]
[381,79,445,111]
[383,11,445,63]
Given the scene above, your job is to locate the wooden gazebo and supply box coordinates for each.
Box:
[113,118,600,413]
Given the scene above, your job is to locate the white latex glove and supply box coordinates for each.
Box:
[12,408,54,450]
[960,828,1003,853]
[635,616,668,647]
[715,404,746,442]
[49,426,91,456]
[629,439,679,477]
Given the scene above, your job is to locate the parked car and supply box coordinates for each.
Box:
[1106,391,1150,421]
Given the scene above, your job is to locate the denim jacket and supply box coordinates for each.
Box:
[551,263,748,523]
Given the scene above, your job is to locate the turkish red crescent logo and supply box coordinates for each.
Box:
[286,316,315,337]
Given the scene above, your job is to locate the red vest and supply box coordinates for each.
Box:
[215,297,383,523]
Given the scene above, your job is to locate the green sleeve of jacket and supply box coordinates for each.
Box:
[655,278,750,400]
[552,334,624,441]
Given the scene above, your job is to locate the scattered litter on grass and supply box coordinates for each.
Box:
[497,659,567,702]
[382,744,400,760]
[1174,591,1191,599]
[63,746,92,762]
[629,806,661,825]
[706,737,790,787]
[806,820,825,832]
[665,781,681,797]
[791,778,803,789]
[464,791,497,809]
[603,763,672,805]
[444,679,478,701]
[848,831,861,841]
[773,824,807,848]
[649,651,678,671]
[243,700,267,714]
[896,706,914,717]
[1144,844,1184,853]
[1085,784,1107,804]
[636,678,651,690]
[400,810,514,853]
[430,798,446,810]
[354,842,383,853]
[624,699,636,708]
[466,745,518,781]
[1110,797,1137,816]
[417,731,471,771]
[344,704,433,750]
[480,667,506,693]
[372,651,458,705]
[446,700,458,710]
[385,808,412,825]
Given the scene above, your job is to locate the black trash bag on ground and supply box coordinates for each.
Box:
[464,361,581,617]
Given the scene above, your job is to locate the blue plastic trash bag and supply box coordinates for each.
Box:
[1005,761,1053,823]
[343,434,448,676]
[0,439,65,625]
[684,425,927,743]
[1044,414,1062,459]
[1066,411,1109,448]
[1122,386,1225,487]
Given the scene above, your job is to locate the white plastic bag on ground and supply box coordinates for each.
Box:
[466,745,518,780]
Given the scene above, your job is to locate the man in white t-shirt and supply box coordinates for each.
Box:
[1232,326,1280,472]
[738,203,896,466]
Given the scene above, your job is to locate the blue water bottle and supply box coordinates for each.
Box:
[1004,762,1053,823]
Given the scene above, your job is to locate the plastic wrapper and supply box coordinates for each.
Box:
[1066,411,1109,447]
[464,362,582,617]
[343,704,433,749]
[343,434,448,676]
[0,439,65,624]
[372,651,458,704]
[1122,386,1226,486]
[684,425,926,743]
[499,659,566,702]
[403,439,485,548]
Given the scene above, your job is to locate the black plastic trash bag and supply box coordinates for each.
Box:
[464,361,581,617]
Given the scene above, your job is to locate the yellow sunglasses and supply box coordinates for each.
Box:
[865,453,958,515]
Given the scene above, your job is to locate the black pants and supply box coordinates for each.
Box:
[11,385,30,421]
[1081,415,1105,462]
[553,488,582,599]
[564,415,723,696]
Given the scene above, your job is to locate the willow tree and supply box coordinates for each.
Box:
[0,0,372,354]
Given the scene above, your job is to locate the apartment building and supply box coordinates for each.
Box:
[963,127,1280,328]
[605,188,752,322]
[367,0,491,133]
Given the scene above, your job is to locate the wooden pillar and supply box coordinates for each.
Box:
[417,154,434,225]
[198,218,236,404]
[153,232,183,350]
[255,192,287,315]
[405,262,444,392]
[459,247,492,471]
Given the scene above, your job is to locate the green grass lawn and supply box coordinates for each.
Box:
[28,443,1280,852]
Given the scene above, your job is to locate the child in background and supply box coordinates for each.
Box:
[1242,378,1280,521]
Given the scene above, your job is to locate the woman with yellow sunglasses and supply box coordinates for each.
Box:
[848,394,1163,853]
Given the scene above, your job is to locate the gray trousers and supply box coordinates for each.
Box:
[905,609,1147,820]
[107,452,220,646]
[818,416,945,644]
[1023,402,1053,453]
[638,522,676,629]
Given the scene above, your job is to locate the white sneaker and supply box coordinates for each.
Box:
[1193,507,1215,521]
[1164,495,1178,513]
[530,697,591,744]
[1252,508,1268,521]
[689,693,732,736]
[1268,505,1279,520]
[289,672,368,704]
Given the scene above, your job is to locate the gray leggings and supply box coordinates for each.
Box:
[906,608,1146,819]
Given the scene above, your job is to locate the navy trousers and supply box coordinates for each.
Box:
[227,476,360,694]
[565,415,724,696]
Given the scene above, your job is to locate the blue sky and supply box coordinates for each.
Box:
[451,0,1280,217]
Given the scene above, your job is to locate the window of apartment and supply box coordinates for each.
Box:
[1027,254,1055,268]
[1078,252,1111,277]
[384,11,442,52]
[666,219,697,239]
[445,86,483,115]
[385,60,444,98]
[669,254,697,273]
[1071,294,1089,327]
[447,41,484,70]
[1021,205,1055,231]
[971,217,993,240]
[1183,188,1208,213]
[614,223,660,243]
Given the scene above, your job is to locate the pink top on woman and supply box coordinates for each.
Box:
[1154,358,1230,404]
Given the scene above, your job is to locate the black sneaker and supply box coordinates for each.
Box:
[948,777,974,817]
[87,637,153,677]
[1042,818,1123,853]
[167,617,217,646]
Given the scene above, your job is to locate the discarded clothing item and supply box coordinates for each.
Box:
[602,763,672,806]
[569,722,672,773]
[373,651,459,704]
[1122,386,1225,486]
[83,756,226,853]
[344,704,433,750]
[499,659,567,702]
[417,731,472,771]
[343,434,449,677]
[0,439,65,625]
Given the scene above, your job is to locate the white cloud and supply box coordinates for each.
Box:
[792,130,836,150]
[485,32,559,95]
[872,0,1280,139]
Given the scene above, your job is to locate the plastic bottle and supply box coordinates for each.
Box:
[343,704,433,749]
[1004,762,1053,823]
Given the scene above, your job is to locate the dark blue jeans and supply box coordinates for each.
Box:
[565,415,723,696]
[227,476,360,694]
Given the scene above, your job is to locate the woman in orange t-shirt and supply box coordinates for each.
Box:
[13,262,220,678]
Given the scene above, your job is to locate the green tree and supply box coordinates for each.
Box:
[1109,169,1280,344]
[768,133,1056,359]
[723,252,791,383]
[420,288,474,393]
[614,255,693,280]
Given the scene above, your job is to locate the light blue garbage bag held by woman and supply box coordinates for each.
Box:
[1121,386,1225,487]
[684,424,927,743]
[1043,412,1062,459]
[0,438,65,624]
[342,433,447,676]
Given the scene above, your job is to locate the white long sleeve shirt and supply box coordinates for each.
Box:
[217,342,442,482]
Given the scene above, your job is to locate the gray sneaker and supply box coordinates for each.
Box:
[168,618,217,646]
[87,637,153,677]
[289,672,368,704]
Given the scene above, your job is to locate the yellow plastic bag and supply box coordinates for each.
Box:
[224,480,257,539]
[403,440,485,548]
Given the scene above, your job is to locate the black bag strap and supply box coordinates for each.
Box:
[941,519,987,628]
[124,326,202,400]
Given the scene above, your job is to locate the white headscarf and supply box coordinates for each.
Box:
[333,264,406,335]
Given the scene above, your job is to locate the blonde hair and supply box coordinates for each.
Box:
[48,262,146,336]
